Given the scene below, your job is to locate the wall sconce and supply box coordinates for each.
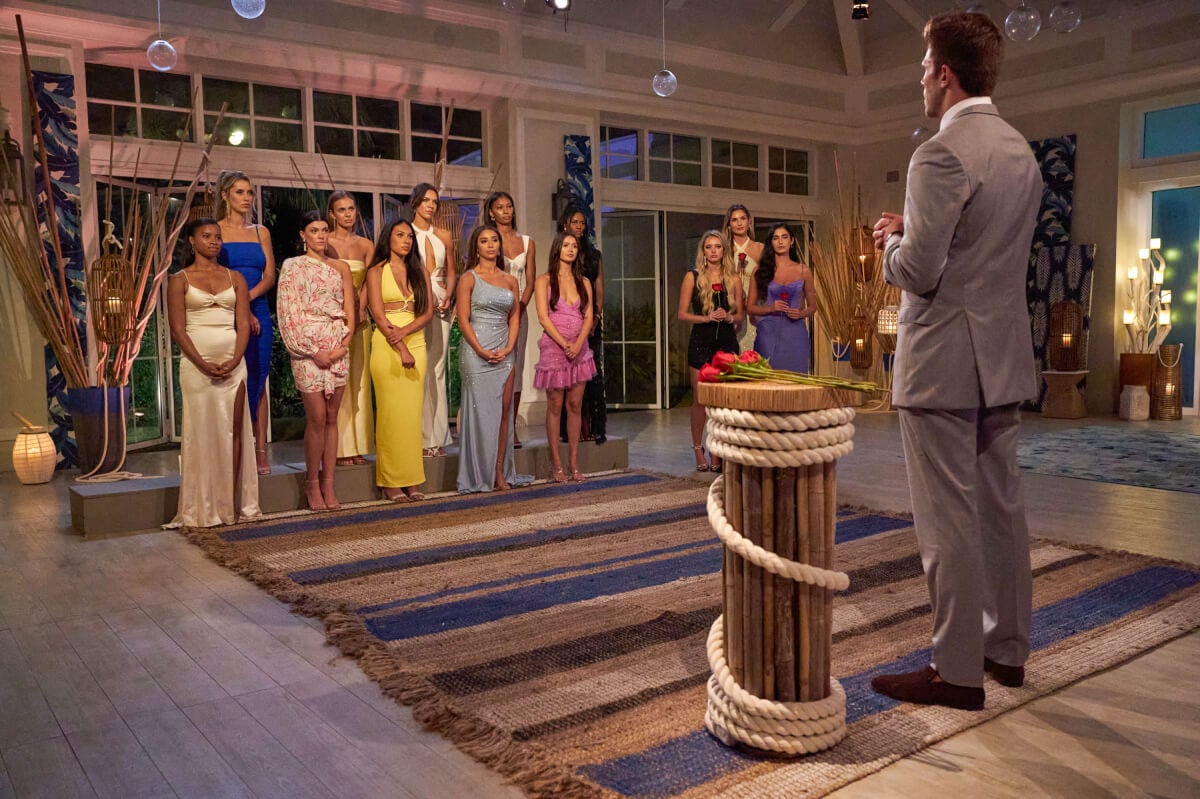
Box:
[851,1,870,21]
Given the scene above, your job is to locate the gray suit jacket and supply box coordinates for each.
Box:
[883,104,1043,410]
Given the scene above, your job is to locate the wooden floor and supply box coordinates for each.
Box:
[1,410,1197,798]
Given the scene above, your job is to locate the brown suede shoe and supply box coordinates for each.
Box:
[984,657,1025,688]
[871,666,984,710]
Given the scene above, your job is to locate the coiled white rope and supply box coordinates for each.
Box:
[702,405,853,755]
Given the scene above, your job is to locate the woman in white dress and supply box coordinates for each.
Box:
[486,191,536,449]
[165,218,260,528]
[409,183,457,457]
[722,204,764,354]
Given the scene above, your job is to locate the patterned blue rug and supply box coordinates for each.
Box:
[1018,427,1200,494]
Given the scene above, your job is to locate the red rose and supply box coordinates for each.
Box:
[698,364,722,383]
[738,252,747,264]
[780,292,789,302]
[738,350,761,364]
[712,283,724,292]
[712,351,738,372]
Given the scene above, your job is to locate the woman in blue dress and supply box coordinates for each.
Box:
[216,170,277,475]
[747,223,817,374]
[455,224,533,493]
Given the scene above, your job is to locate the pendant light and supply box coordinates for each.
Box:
[146,0,177,72]
[652,0,677,98]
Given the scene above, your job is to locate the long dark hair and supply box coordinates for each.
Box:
[755,223,803,300]
[407,183,439,217]
[183,216,219,267]
[466,223,502,271]
[556,203,598,272]
[485,191,517,230]
[546,232,587,311]
[371,216,428,316]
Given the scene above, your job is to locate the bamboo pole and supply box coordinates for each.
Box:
[823,461,837,691]
[775,467,797,701]
[809,462,826,698]
[726,462,743,686]
[761,468,775,701]
[796,466,812,702]
[742,465,763,698]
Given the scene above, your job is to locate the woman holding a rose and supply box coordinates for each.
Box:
[676,230,743,472]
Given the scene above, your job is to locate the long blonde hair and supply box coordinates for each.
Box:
[693,230,736,316]
[215,169,252,221]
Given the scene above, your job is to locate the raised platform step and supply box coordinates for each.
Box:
[69,436,629,537]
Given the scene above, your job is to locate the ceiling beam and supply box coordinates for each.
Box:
[834,0,865,77]
[882,0,928,32]
[768,0,812,34]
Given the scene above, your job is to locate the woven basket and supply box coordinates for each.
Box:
[87,253,138,346]
[1150,344,1183,421]
[1048,300,1085,371]
[849,314,873,370]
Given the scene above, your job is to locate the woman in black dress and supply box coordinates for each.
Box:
[676,229,742,472]
[556,204,607,444]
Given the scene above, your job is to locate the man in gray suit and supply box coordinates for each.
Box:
[870,12,1043,710]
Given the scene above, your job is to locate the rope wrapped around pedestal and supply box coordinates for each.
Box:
[703,403,855,755]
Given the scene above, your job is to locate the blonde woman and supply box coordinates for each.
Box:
[722,204,764,354]
[325,191,375,466]
[676,230,743,472]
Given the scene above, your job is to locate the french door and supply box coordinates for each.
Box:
[600,211,662,408]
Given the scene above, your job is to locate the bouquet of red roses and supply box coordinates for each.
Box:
[698,350,876,391]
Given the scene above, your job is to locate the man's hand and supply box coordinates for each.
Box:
[873,212,904,249]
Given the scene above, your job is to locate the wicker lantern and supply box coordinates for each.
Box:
[87,248,137,346]
[1151,343,1183,421]
[876,305,898,355]
[849,313,873,370]
[1048,300,1085,371]
[10,412,55,484]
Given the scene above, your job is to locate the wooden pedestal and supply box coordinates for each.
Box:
[1042,370,1088,419]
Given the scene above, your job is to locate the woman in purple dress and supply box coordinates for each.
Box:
[747,223,817,373]
[534,232,596,483]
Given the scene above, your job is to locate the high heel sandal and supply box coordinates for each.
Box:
[382,488,409,503]
[256,447,271,476]
[320,479,341,511]
[552,467,568,484]
[305,479,326,511]
[692,445,709,472]
[570,469,585,483]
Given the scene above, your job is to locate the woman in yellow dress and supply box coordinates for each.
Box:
[326,190,375,466]
[367,217,434,501]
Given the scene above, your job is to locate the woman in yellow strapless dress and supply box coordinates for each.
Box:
[326,191,376,466]
[367,217,434,501]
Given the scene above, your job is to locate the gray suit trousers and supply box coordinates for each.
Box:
[897,404,1033,687]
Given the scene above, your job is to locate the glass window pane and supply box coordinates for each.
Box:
[357,96,399,130]
[712,166,731,189]
[786,174,808,195]
[254,120,303,151]
[769,172,784,193]
[733,142,758,169]
[786,148,808,174]
[313,90,352,124]
[254,84,302,120]
[605,156,638,180]
[315,124,354,156]
[711,139,731,165]
[85,64,135,102]
[625,288,656,339]
[624,343,657,404]
[410,103,443,135]
[357,130,401,160]
[649,159,671,183]
[768,146,784,171]
[446,139,483,167]
[203,77,249,114]
[410,135,441,164]
[207,115,249,146]
[450,109,482,139]
[604,344,624,403]
[604,127,639,156]
[1143,103,1200,160]
[128,356,162,445]
[139,70,190,108]
[141,109,193,142]
[648,132,671,159]
[674,135,702,163]
[732,168,759,192]
[673,161,701,186]
[88,102,137,137]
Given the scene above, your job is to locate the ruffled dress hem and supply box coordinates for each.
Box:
[534,359,597,390]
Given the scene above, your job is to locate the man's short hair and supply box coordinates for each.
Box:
[924,12,1005,97]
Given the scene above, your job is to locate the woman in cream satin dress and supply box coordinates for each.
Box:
[165,218,260,528]
[486,191,536,449]
[368,218,434,501]
[409,183,456,457]
[326,191,375,466]
[722,204,764,354]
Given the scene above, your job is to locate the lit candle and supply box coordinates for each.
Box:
[1159,310,1171,325]
[105,296,122,315]
[1149,238,1161,250]
[1061,332,1073,348]
[1152,270,1164,285]
[1123,310,1136,325]
[1138,248,1150,260]
[1127,267,1139,280]
[855,337,865,350]
[1161,290,1172,304]
[1165,382,1175,396]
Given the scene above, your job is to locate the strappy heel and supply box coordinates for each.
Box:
[693,445,709,472]
[552,467,568,484]
[256,447,271,475]
[305,479,326,511]
[570,469,585,483]
[320,478,341,510]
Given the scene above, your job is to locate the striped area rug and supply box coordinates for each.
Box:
[185,472,1200,798]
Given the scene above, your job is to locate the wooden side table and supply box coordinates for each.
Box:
[1042,370,1088,418]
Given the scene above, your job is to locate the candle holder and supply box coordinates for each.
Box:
[1047,300,1084,371]
[1151,344,1183,421]
[849,313,873,371]
[1122,239,1172,355]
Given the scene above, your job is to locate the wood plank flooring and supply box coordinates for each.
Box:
[0,410,1196,798]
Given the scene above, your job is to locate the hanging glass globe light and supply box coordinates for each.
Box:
[231,0,266,20]
[146,39,178,72]
[1004,2,1042,41]
[652,69,678,98]
[500,0,525,10]
[962,2,987,13]
[1049,2,1082,33]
